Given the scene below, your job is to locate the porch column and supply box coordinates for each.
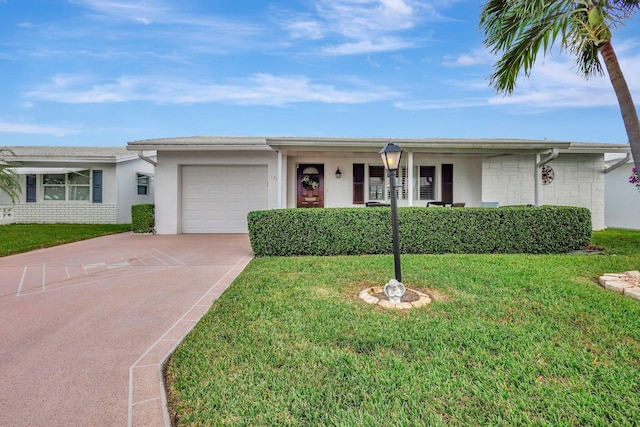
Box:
[277,150,287,208]
[407,151,414,206]
[534,153,541,207]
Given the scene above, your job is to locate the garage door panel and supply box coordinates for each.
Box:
[182,166,268,233]
[226,184,246,195]
[248,184,265,196]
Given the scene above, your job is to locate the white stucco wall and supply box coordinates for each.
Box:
[482,153,605,229]
[605,162,640,229]
[115,157,155,223]
[154,150,278,234]
[286,153,483,208]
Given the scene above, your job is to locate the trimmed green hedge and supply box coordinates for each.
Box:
[248,206,592,256]
[131,203,155,234]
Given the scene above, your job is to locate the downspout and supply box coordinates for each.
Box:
[137,151,157,167]
[534,148,559,207]
[604,153,631,174]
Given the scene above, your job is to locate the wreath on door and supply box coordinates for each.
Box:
[301,174,319,190]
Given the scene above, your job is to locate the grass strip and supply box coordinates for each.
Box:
[0,223,130,257]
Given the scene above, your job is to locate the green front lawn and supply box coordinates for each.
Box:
[166,228,640,426]
[0,223,130,257]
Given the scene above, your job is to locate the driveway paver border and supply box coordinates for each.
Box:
[128,251,253,427]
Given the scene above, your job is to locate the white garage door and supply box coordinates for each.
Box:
[181,165,268,233]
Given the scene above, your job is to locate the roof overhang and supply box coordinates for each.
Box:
[10,167,88,175]
[562,142,631,154]
[126,136,631,155]
[127,136,272,151]
[4,147,142,163]
[268,137,573,154]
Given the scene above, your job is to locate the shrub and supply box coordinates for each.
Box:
[248,206,591,256]
[131,203,155,234]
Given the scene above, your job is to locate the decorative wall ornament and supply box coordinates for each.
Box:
[541,165,554,185]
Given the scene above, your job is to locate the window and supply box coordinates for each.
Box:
[393,168,408,200]
[368,166,385,200]
[68,171,90,200]
[416,166,436,200]
[137,174,149,195]
[369,165,407,201]
[43,170,90,201]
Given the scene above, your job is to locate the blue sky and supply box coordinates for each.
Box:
[1,0,639,147]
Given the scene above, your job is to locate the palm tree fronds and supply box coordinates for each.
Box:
[0,147,21,203]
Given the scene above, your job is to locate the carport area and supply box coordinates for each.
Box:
[0,233,253,427]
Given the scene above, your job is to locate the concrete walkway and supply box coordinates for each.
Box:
[0,233,253,427]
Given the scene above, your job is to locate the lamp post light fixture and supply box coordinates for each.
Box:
[379,142,404,291]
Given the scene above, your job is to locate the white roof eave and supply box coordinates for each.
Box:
[126,136,631,155]
[10,167,87,175]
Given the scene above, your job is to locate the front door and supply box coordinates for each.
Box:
[297,164,324,208]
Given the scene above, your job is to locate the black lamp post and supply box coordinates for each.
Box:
[378,142,403,283]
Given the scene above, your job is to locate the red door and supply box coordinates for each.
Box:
[297,164,324,208]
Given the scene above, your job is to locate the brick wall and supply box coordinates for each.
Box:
[11,203,118,224]
[482,153,605,230]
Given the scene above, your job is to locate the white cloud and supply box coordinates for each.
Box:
[321,37,413,55]
[24,73,401,106]
[68,0,263,43]
[285,19,325,40]
[68,0,169,24]
[280,0,439,55]
[487,51,640,108]
[395,98,488,110]
[0,121,78,137]
[398,46,640,111]
[441,50,492,67]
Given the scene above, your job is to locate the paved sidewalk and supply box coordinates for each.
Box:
[0,233,253,427]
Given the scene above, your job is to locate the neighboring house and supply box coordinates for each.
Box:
[605,155,640,229]
[0,146,156,224]
[126,136,631,234]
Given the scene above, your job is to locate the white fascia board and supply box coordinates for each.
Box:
[268,137,572,153]
[127,136,270,151]
[10,167,87,174]
[8,155,121,164]
[561,142,631,154]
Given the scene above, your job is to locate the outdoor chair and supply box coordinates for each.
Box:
[451,202,465,207]
[365,201,390,207]
[427,201,447,207]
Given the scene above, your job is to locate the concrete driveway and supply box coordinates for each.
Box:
[0,233,253,427]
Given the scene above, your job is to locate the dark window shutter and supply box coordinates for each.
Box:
[441,164,453,204]
[92,170,103,203]
[26,174,36,202]
[353,163,364,204]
